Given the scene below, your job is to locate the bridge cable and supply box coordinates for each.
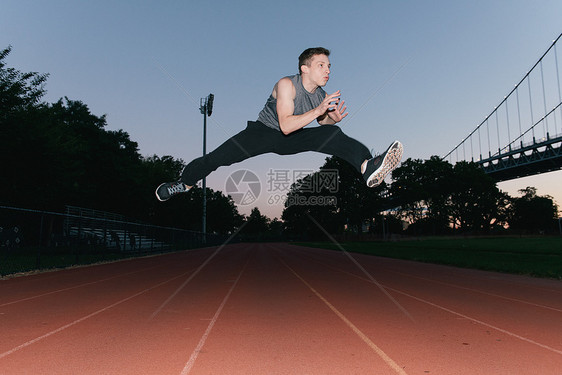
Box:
[443,32,562,161]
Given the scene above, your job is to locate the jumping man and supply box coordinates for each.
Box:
[156,47,403,201]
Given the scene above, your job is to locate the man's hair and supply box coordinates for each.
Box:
[298,47,330,74]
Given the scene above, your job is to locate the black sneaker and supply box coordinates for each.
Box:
[362,141,403,188]
[155,181,191,202]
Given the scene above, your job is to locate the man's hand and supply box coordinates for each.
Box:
[318,91,348,125]
[327,97,348,123]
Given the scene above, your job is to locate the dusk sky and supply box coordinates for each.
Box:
[2,0,561,219]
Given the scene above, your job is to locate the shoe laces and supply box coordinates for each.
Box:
[167,182,186,195]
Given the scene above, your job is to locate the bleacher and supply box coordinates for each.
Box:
[64,206,172,252]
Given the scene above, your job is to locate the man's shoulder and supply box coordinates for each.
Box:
[275,76,297,98]
[277,75,297,86]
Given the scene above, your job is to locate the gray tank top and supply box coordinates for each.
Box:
[257,74,326,131]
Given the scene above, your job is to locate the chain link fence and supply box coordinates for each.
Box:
[0,205,229,277]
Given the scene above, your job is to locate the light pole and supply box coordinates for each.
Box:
[199,93,214,243]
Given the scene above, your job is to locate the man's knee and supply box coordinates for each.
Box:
[319,125,346,141]
[324,125,341,133]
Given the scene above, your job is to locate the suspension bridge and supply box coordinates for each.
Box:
[444,33,562,182]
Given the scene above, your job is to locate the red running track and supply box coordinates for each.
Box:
[1,243,561,374]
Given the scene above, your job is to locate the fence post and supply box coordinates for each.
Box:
[137,225,142,255]
[76,215,82,264]
[123,227,128,252]
[36,212,44,269]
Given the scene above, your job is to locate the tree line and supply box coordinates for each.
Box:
[282,153,559,238]
[0,46,245,235]
[1,46,558,239]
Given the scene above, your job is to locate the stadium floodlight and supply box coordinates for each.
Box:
[207,94,214,117]
[199,93,214,243]
[199,93,214,116]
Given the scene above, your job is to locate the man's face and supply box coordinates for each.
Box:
[302,54,331,87]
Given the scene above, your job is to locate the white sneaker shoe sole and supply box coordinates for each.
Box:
[366,141,403,188]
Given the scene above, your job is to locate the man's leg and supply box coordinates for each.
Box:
[273,125,372,172]
[157,122,280,201]
[273,126,403,188]
[180,121,282,185]
[157,123,401,201]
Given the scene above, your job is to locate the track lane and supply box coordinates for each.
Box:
[277,244,562,374]
[0,251,212,355]
[0,245,250,374]
[288,244,562,349]
[188,243,407,374]
[1,242,561,374]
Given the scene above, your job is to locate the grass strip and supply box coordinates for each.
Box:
[297,237,562,279]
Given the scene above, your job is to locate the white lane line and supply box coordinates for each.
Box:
[0,267,160,308]
[180,261,248,375]
[388,269,562,313]
[149,247,222,320]
[149,223,248,320]
[0,270,192,360]
[317,260,562,356]
[305,215,414,322]
[386,285,562,356]
[297,254,562,314]
[279,257,409,375]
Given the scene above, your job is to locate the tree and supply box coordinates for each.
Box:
[390,157,507,234]
[0,46,48,118]
[48,98,144,214]
[508,187,559,234]
[321,156,386,233]
[448,161,508,232]
[282,169,340,238]
[1,46,50,208]
[206,189,244,234]
[141,154,187,224]
[241,207,270,239]
[268,217,284,238]
[0,46,246,234]
[152,185,243,234]
[391,156,454,234]
[281,156,391,238]
[1,47,147,212]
